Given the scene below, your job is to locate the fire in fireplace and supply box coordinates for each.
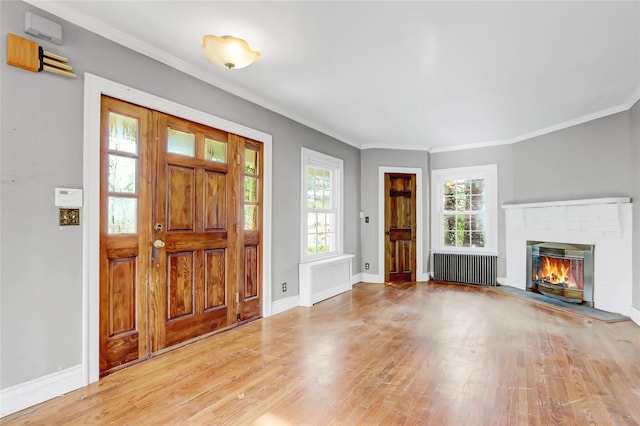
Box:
[526,242,594,306]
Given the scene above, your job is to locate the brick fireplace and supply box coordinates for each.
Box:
[503,197,632,316]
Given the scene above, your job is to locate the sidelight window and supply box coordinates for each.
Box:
[107,112,139,234]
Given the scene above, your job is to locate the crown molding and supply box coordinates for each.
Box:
[23,0,362,150]
[20,2,640,155]
[360,143,430,152]
[430,91,640,154]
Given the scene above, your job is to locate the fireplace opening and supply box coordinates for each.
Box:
[526,242,594,306]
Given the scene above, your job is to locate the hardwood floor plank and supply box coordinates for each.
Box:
[3,282,640,425]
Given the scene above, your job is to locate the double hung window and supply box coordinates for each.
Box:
[301,148,343,260]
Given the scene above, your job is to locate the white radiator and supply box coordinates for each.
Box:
[299,254,354,307]
[433,253,497,286]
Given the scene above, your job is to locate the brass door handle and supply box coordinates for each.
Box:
[153,239,165,248]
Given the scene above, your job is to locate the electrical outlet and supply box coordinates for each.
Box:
[282,282,287,292]
[365,216,370,223]
[365,263,369,270]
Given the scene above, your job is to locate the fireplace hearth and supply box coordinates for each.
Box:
[526,241,594,307]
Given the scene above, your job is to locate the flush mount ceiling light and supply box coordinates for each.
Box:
[202,35,260,70]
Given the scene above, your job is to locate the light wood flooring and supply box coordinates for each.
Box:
[4,282,640,425]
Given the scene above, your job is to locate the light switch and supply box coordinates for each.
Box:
[59,208,80,226]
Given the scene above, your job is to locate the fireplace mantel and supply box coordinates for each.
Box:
[502,197,631,210]
[502,197,632,316]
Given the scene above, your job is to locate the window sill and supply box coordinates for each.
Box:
[431,249,499,257]
[300,253,355,265]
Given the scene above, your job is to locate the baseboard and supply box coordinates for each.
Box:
[630,306,640,327]
[313,282,351,304]
[271,295,300,316]
[497,276,507,286]
[351,272,363,285]
[360,273,383,283]
[0,364,84,417]
[418,272,430,282]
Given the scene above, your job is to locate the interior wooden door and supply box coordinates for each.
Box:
[99,97,152,375]
[384,173,417,282]
[100,97,263,375]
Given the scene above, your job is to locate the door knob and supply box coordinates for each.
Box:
[153,239,165,248]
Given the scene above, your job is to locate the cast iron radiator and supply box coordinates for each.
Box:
[433,253,497,286]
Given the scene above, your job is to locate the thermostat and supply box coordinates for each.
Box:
[55,187,83,208]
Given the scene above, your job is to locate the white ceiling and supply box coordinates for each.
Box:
[30,1,640,152]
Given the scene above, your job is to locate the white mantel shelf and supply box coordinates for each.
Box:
[502,197,631,210]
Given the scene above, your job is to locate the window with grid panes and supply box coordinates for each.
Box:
[301,148,343,260]
[431,165,497,254]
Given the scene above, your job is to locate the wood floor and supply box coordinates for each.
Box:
[4,282,640,425]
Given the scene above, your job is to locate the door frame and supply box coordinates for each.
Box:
[83,73,272,384]
[377,167,426,283]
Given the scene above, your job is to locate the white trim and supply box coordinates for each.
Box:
[430,164,498,255]
[351,272,363,285]
[377,167,426,283]
[361,143,430,152]
[0,365,84,417]
[300,148,344,262]
[630,306,640,328]
[271,295,300,316]
[83,73,273,386]
[360,272,384,283]
[624,86,640,110]
[502,197,631,210]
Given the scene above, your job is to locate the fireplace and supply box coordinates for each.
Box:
[526,241,594,306]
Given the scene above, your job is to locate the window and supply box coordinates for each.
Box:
[244,145,260,230]
[431,165,497,254]
[301,148,343,260]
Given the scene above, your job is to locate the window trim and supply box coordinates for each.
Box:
[430,164,498,255]
[300,148,343,262]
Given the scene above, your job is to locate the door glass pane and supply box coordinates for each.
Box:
[245,148,257,174]
[108,155,136,194]
[244,205,257,230]
[244,176,257,202]
[205,138,226,163]
[167,128,195,157]
[108,197,137,234]
[109,113,138,153]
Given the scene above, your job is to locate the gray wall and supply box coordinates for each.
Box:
[429,144,515,277]
[512,112,632,203]
[0,1,360,388]
[360,149,430,276]
[631,100,640,309]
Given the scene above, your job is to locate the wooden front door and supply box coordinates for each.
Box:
[384,173,416,282]
[99,96,262,375]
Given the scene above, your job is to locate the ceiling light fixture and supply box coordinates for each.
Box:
[202,35,260,70]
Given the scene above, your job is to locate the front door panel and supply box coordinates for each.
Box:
[99,97,263,375]
[151,113,236,351]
